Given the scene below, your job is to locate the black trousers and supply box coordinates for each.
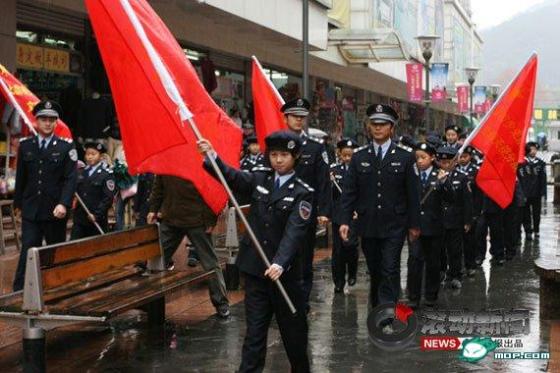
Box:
[503,203,517,258]
[463,223,476,270]
[361,235,405,306]
[13,218,67,291]
[70,220,106,240]
[407,235,442,302]
[486,212,505,260]
[523,196,542,235]
[443,228,463,280]
[331,223,358,288]
[239,273,309,373]
[301,219,317,306]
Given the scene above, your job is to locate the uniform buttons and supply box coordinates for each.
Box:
[268,207,272,211]
[377,182,381,187]
[377,205,381,209]
[38,180,42,184]
[377,193,381,198]
[263,240,268,245]
[421,211,425,215]
[37,191,41,195]
[265,223,269,227]
[377,171,381,175]
[39,160,43,164]
[38,170,42,174]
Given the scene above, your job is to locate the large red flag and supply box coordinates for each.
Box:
[462,54,538,208]
[86,0,242,214]
[0,64,72,139]
[251,56,286,150]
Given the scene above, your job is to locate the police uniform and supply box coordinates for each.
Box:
[281,98,331,308]
[407,143,447,307]
[340,104,421,306]
[330,138,359,292]
[71,142,116,239]
[13,100,78,291]
[457,146,480,273]
[240,136,265,171]
[204,131,312,373]
[443,125,462,149]
[437,146,473,288]
[518,142,546,238]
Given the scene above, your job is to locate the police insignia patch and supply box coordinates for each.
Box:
[106,179,115,192]
[69,149,78,161]
[322,151,329,164]
[299,201,312,220]
[288,140,295,149]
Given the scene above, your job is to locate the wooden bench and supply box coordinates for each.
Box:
[534,256,560,319]
[0,224,222,371]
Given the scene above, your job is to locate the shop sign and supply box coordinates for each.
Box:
[457,85,468,113]
[405,63,423,102]
[16,43,70,73]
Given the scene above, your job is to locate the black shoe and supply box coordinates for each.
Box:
[491,258,505,266]
[334,286,344,293]
[348,277,357,287]
[466,269,476,277]
[216,304,230,318]
[166,261,175,271]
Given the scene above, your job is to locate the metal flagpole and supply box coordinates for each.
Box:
[74,193,105,234]
[330,173,343,194]
[119,0,297,314]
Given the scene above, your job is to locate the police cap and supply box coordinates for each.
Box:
[84,141,107,154]
[436,146,458,160]
[445,125,462,135]
[265,130,302,155]
[366,104,399,125]
[32,100,62,119]
[336,138,358,149]
[281,98,310,117]
[415,142,437,156]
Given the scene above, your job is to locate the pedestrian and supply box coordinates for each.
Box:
[13,100,78,291]
[240,135,264,171]
[518,141,547,240]
[147,175,230,318]
[70,141,115,239]
[330,138,359,293]
[457,146,480,276]
[198,130,313,373]
[436,146,472,289]
[407,142,447,308]
[443,125,462,149]
[339,104,421,310]
[281,98,331,312]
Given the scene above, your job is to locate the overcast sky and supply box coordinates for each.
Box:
[470,0,548,30]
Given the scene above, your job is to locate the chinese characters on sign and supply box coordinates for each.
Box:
[457,85,469,113]
[16,43,70,73]
[406,63,423,102]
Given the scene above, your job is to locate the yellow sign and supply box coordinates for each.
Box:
[548,110,557,120]
[16,43,70,73]
[534,109,543,120]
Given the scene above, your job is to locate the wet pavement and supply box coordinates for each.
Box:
[1,197,559,372]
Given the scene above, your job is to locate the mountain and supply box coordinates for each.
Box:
[480,0,560,107]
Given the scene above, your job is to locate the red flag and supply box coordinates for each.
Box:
[0,64,72,139]
[86,0,242,214]
[464,54,538,208]
[251,56,286,150]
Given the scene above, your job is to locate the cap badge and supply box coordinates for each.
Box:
[347,140,352,147]
[376,105,383,113]
[287,140,295,149]
[45,101,52,109]
[297,99,303,107]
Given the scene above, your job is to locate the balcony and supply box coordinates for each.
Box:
[328,28,409,63]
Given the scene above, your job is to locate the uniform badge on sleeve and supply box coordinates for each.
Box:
[69,149,78,161]
[299,201,312,220]
[322,151,329,164]
[106,179,115,192]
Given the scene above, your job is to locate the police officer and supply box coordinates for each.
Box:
[518,141,547,240]
[240,135,264,171]
[13,100,77,291]
[330,138,359,293]
[198,131,313,373]
[281,98,331,310]
[436,146,472,289]
[71,141,116,239]
[340,104,421,308]
[457,146,480,276]
[443,125,462,149]
[407,142,447,308]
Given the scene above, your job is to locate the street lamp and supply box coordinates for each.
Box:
[465,67,480,128]
[415,35,440,130]
[490,84,501,103]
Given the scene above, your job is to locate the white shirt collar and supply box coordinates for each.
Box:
[37,134,54,147]
[422,166,433,176]
[274,171,295,188]
[87,162,102,175]
[373,139,391,157]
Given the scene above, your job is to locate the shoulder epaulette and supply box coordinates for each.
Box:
[19,136,32,143]
[330,163,338,169]
[295,177,315,192]
[60,137,73,143]
[251,166,272,173]
[354,145,368,153]
[455,168,468,176]
[396,143,413,153]
[307,136,324,145]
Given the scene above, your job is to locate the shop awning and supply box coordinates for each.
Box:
[328,28,409,63]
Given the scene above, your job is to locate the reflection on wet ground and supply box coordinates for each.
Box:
[2,201,558,372]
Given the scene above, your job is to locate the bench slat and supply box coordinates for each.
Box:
[39,225,159,267]
[41,242,161,290]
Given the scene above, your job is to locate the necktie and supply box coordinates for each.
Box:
[376,145,383,164]
[421,171,428,185]
[40,139,47,152]
[274,178,280,190]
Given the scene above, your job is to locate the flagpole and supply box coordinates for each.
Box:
[251,56,286,105]
[117,0,297,314]
[458,52,537,155]
[0,76,105,235]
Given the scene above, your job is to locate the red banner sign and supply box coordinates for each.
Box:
[406,63,423,102]
[457,85,468,113]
